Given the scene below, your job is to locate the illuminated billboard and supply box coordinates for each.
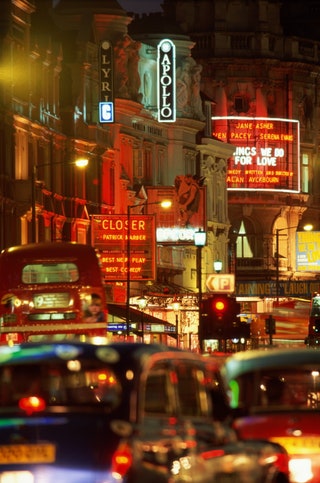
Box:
[212,116,300,192]
[296,231,320,272]
[91,215,156,281]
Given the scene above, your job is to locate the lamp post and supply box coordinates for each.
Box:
[31,158,89,243]
[172,298,180,347]
[194,228,207,350]
[214,259,223,273]
[125,199,172,338]
[137,295,148,342]
[275,223,313,302]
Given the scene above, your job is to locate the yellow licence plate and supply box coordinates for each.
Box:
[271,436,320,454]
[0,444,56,464]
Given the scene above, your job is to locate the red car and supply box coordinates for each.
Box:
[221,348,320,483]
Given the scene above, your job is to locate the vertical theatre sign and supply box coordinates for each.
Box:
[157,39,176,122]
[91,215,156,281]
[212,116,300,192]
[99,40,114,123]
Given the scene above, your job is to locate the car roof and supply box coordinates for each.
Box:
[222,348,320,381]
[0,341,204,370]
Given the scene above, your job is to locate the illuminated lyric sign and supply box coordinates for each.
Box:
[296,231,320,272]
[91,215,156,281]
[99,40,114,123]
[157,39,176,122]
[212,116,300,192]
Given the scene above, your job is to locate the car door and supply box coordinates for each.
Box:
[134,355,218,482]
[134,358,179,482]
[172,358,222,482]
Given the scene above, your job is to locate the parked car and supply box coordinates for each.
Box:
[0,341,288,483]
[221,348,320,483]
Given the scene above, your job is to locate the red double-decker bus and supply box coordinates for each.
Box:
[306,292,320,346]
[0,242,107,345]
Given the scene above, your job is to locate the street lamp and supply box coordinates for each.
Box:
[214,259,223,273]
[137,295,148,342]
[125,199,172,338]
[275,223,313,302]
[172,298,180,347]
[194,228,207,349]
[31,158,89,242]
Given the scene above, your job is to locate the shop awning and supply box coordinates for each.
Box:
[107,303,177,338]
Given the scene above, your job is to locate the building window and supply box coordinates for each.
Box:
[301,153,309,193]
[133,147,142,180]
[236,220,254,258]
[15,129,29,180]
[234,95,249,114]
[156,148,165,185]
[144,147,152,183]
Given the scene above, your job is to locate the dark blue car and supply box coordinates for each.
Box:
[0,342,288,483]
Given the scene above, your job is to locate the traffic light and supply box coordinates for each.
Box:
[199,295,244,341]
[265,315,276,335]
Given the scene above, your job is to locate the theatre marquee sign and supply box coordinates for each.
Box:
[211,116,300,193]
[91,215,156,282]
[236,280,318,298]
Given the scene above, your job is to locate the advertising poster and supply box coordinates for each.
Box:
[296,231,320,272]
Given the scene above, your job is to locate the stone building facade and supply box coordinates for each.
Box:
[158,0,320,292]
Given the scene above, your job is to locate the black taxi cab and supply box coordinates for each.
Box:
[222,348,320,483]
[0,342,288,483]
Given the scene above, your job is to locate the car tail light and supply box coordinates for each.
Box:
[261,449,289,475]
[19,396,46,415]
[111,443,133,478]
[274,452,290,474]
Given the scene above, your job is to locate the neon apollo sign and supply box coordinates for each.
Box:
[157,39,176,122]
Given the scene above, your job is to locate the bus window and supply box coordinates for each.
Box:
[22,263,79,284]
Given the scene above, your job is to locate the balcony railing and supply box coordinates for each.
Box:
[236,257,288,271]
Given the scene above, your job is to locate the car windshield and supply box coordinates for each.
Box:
[232,367,320,411]
[0,361,121,409]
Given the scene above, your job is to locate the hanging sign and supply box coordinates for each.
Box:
[99,40,114,123]
[157,39,176,122]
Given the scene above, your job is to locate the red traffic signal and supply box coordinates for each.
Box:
[212,297,227,314]
[202,295,240,322]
